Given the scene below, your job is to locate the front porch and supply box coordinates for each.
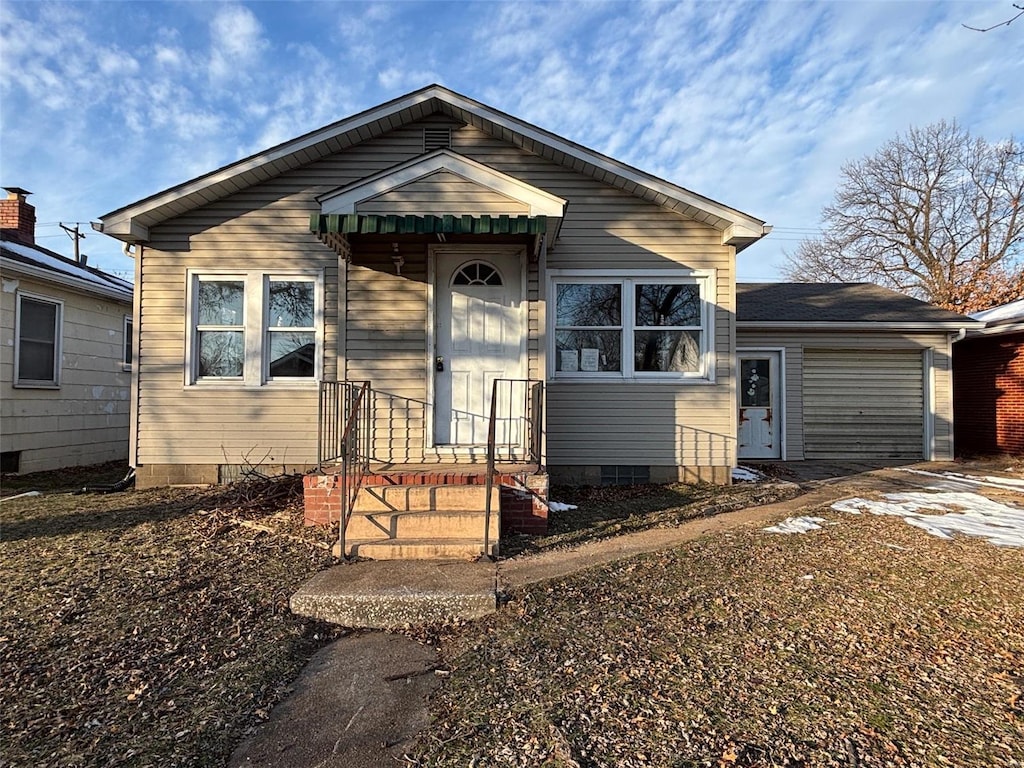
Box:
[304,379,548,560]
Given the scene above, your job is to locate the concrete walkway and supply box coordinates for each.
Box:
[233,461,1017,767]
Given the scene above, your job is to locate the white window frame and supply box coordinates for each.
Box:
[14,291,63,388]
[263,275,320,383]
[122,314,133,371]
[185,269,324,387]
[547,269,716,382]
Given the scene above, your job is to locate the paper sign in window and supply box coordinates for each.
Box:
[560,349,579,372]
[580,348,600,372]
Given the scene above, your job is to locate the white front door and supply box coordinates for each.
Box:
[738,351,782,459]
[434,250,524,446]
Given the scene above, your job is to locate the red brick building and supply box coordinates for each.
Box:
[953,300,1024,456]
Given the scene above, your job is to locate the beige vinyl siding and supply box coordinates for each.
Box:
[135,117,736,471]
[736,330,955,460]
[0,276,131,473]
[546,384,733,466]
[455,125,736,470]
[356,170,529,215]
[345,241,430,463]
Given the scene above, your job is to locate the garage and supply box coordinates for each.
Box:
[803,349,925,459]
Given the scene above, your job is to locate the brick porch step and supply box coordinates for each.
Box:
[346,509,498,541]
[353,484,499,513]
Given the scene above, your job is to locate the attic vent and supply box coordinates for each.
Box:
[423,128,452,151]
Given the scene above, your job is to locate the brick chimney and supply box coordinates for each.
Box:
[0,187,36,245]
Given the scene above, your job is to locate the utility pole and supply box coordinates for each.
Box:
[60,222,86,264]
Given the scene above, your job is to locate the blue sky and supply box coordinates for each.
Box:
[1,0,1021,281]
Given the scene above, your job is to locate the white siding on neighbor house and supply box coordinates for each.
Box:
[135,117,737,472]
[735,329,955,460]
[0,275,131,473]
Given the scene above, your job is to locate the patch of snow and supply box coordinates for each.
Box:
[971,298,1024,324]
[1,240,133,296]
[732,466,763,482]
[832,491,1024,548]
[763,516,826,534]
[547,501,578,513]
[894,467,1024,492]
[1,490,42,501]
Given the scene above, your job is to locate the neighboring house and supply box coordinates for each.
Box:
[91,86,977,552]
[953,298,1024,456]
[737,283,981,462]
[1,188,134,474]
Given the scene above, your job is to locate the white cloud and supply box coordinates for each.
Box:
[207,4,268,83]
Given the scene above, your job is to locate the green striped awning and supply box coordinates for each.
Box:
[310,213,548,236]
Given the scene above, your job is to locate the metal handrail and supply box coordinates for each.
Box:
[483,378,544,557]
[318,380,371,559]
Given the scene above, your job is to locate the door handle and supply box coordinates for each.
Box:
[436,356,445,372]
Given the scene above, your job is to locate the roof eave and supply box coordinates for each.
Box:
[737,320,985,331]
[97,84,766,242]
[961,321,1024,338]
[0,255,133,303]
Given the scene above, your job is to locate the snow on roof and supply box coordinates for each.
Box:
[1,237,133,302]
[970,298,1024,325]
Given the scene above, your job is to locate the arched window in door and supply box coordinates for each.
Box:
[451,261,503,286]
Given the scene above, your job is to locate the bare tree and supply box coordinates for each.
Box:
[785,121,1023,313]
[963,3,1024,32]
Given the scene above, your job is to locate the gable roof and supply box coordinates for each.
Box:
[737,283,981,329]
[1,237,133,303]
[95,84,768,250]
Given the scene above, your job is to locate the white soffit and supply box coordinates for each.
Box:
[317,149,567,217]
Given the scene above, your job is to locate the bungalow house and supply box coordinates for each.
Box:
[953,299,1024,455]
[1,188,134,474]
[94,85,976,557]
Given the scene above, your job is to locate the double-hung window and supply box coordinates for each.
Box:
[187,271,322,386]
[14,293,62,388]
[551,272,713,380]
[266,279,316,379]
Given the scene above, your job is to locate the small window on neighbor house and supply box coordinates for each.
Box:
[15,293,62,387]
[123,315,133,368]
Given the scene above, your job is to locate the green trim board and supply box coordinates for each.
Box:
[309,213,548,236]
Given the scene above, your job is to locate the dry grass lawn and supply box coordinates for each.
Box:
[421,489,1024,767]
[0,465,339,767]
[4,461,1023,767]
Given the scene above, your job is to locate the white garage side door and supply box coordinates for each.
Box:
[803,349,924,459]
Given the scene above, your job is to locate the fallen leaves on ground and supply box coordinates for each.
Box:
[423,507,1024,767]
[501,481,802,557]
[0,468,339,767]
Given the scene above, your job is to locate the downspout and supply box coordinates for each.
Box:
[128,242,143,470]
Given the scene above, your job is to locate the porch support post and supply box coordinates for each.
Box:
[336,234,350,383]
[536,235,548,468]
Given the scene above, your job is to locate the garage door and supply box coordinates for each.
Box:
[804,349,924,459]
